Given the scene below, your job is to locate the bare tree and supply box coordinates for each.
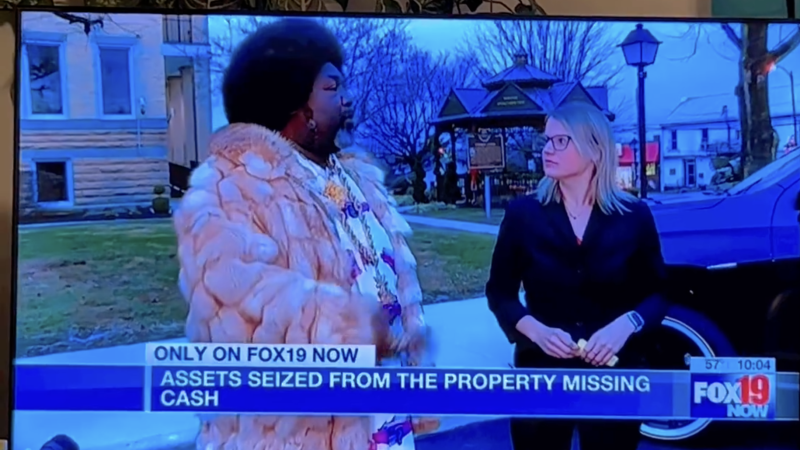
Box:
[322,18,410,139]
[458,20,631,177]
[462,20,624,87]
[209,16,408,140]
[363,44,471,202]
[673,23,800,177]
[722,23,800,176]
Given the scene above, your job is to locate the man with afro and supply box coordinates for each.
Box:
[173,18,439,450]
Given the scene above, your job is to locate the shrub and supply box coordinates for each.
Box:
[152,197,171,214]
[394,195,415,207]
[152,184,170,214]
[410,202,451,213]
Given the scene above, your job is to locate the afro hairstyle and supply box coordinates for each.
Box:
[222,19,344,131]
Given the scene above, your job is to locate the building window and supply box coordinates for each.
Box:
[98,46,133,116]
[33,161,72,205]
[736,129,741,140]
[23,42,66,117]
[670,130,678,150]
[163,15,194,44]
[701,128,709,142]
[669,168,676,175]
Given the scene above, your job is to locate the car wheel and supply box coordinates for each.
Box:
[639,304,736,442]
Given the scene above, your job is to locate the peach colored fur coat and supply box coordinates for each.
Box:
[173,124,436,450]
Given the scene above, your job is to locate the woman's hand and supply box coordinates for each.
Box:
[583,315,635,366]
[528,324,579,359]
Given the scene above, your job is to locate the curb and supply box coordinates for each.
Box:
[87,428,197,450]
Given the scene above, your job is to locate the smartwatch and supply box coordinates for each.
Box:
[626,311,645,333]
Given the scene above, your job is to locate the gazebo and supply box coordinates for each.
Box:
[430,52,614,203]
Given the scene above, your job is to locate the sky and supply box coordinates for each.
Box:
[208,17,800,137]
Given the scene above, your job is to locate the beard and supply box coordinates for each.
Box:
[333,119,355,151]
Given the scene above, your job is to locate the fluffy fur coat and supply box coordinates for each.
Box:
[173,124,437,450]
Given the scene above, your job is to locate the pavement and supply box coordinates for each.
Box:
[403,214,500,235]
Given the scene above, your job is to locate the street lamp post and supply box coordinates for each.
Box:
[772,65,798,145]
[630,138,639,190]
[619,24,661,199]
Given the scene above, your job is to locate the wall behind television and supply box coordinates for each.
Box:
[501,0,711,16]
[0,10,15,441]
[3,0,791,442]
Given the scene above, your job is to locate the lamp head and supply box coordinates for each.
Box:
[619,23,661,67]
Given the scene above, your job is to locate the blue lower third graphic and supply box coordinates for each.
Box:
[13,365,799,420]
[146,367,681,418]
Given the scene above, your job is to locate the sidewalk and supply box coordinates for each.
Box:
[13,298,512,450]
[403,215,500,236]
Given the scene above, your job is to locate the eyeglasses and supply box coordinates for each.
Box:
[544,135,573,152]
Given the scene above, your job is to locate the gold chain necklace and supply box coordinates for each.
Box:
[323,158,400,314]
[286,144,400,316]
[564,202,590,220]
[327,161,379,266]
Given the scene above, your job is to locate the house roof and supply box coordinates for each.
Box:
[663,93,736,126]
[663,86,800,127]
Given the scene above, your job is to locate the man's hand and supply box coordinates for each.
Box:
[583,315,635,366]
[394,304,429,365]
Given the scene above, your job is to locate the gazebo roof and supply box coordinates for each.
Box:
[433,80,612,126]
[481,53,561,91]
[433,52,612,127]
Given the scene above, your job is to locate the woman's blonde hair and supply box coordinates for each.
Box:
[536,100,636,215]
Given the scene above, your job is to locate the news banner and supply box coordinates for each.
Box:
[13,344,800,421]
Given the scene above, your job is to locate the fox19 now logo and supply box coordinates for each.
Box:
[691,374,774,420]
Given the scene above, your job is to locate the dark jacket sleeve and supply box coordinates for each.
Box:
[633,202,670,331]
[486,200,529,344]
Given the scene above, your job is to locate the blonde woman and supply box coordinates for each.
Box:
[485,101,669,450]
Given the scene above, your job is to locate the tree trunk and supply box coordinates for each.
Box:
[412,159,427,204]
[435,163,445,201]
[740,23,776,177]
[433,145,445,202]
[443,130,459,204]
[443,161,460,204]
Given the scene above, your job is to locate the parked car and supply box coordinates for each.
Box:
[640,149,800,443]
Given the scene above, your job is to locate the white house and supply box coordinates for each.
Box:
[18,13,212,212]
[658,89,799,190]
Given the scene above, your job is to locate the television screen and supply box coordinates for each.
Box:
[11,10,800,450]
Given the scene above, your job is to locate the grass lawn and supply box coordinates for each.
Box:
[16,220,495,358]
[407,207,506,225]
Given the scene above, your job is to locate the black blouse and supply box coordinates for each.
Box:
[485,195,670,349]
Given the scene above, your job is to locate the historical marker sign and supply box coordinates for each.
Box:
[468,128,505,170]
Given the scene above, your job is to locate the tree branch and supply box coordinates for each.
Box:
[769,26,800,64]
[52,12,104,35]
[721,23,742,48]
